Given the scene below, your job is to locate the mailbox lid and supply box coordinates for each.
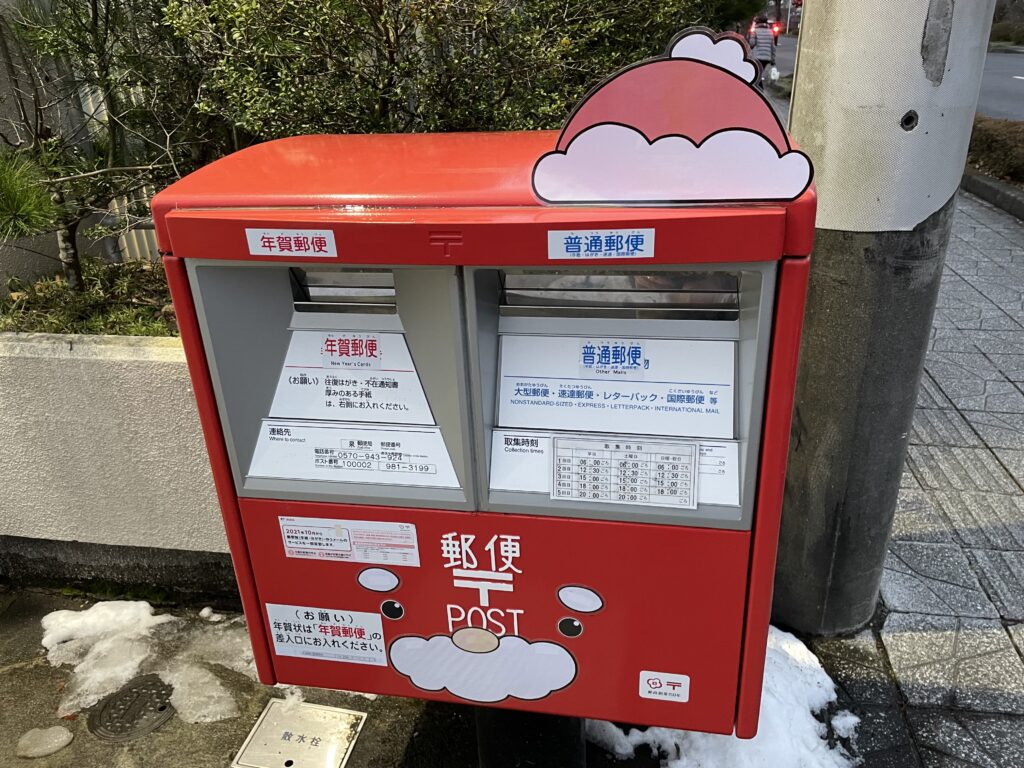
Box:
[153,132,815,259]
[240,497,751,734]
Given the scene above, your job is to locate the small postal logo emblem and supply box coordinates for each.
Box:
[547,228,655,260]
[245,228,337,257]
[639,670,691,703]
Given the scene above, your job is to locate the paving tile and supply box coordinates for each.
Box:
[910,710,1024,768]
[962,411,1024,450]
[927,351,1003,379]
[964,330,1024,357]
[966,549,1024,621]
[931,490,1024,550]
[1010,623,1023,656]
[855,708,920,768]
[902,461,923,489]
[810,631,899,706]
[911,408,984,447]
[891,489,954,544]
[907,446,1020,495]
[931,304,1020,332]
[809,631,917,768]
[991,448,1024,490]
[961,278,1024,313]
[929,328,985,354]
[983,354,1024,382]
[882,542,998,618]
[880,613,1024,713]
[917,373,955,409]
[925,352,1024,412]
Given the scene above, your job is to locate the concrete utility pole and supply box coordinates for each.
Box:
[773,1,996,634]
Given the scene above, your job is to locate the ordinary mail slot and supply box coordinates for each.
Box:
[500,270,740,321]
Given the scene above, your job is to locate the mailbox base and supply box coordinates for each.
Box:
[476,708,585,768]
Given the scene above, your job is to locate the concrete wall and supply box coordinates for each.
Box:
[0,333,227,553]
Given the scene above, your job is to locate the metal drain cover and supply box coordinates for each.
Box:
[87,674,175,742]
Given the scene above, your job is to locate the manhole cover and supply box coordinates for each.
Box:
[87,674,175,743]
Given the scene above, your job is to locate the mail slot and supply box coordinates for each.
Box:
[154,28,815,738]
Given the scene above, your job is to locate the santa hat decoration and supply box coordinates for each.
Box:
[532,28,813,205]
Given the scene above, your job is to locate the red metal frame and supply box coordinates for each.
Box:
[156,133,814,737]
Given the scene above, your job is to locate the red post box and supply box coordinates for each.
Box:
[154,29,814,738]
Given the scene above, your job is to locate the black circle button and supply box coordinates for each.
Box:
[381,600,404,620]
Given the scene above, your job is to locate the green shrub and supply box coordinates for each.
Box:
[0,256,176,335]
[990,20,1024,44]
[969,115,1024,183]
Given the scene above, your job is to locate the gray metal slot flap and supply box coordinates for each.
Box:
[499,270,739,320]
[291,268,397,314]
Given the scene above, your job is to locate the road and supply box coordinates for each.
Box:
[772,36,1024,121]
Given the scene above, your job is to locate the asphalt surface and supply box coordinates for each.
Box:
[773,35,1024,121]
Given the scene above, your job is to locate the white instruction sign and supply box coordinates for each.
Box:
[269,331,433,425]
[547,228,655,260]
[498,335,735,439]
[266,603,385,666]
[249,420,459,488]
[279,517,420,566]
[489,430,740,507]
[553,437,699,509]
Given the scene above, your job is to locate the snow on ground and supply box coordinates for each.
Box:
[41,601,256,723]
[41,601,178,715]
[586,627,860,768]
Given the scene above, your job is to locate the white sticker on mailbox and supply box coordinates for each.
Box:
[269,331,434,425]
[278,516,420,566]
[553,437,699,509]
[547,228,654,260]
[639,670,690,703]
[488,430,740,508]
[498,335,735,439]
[248,420,460,488]
[266,603,386,666]
[245,228,337,257]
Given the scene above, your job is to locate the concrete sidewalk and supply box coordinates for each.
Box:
[1,193,1023,767]
[813,193,1024,768]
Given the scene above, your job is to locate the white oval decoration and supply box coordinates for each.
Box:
[557,586,603,613]
[357,567,399,593]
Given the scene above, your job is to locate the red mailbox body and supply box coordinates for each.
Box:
[154,129,813,738]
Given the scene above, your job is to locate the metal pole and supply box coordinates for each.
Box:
[475,708,586,768]
[785,0,792,34]
[772,0,996,634]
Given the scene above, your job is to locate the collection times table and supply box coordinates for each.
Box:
[552,437,699,509]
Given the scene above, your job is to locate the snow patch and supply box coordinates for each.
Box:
[533,124,811,204]
[184,622,257,679]
[41,600,260,724]
[669,30,758,83]
[276,684,306,712]
[16,726,73,758]
[158,660,239,723]
[390,634,576,703]
[41,601,177,715]
[586,627,859,768]
[199,606,225,622]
